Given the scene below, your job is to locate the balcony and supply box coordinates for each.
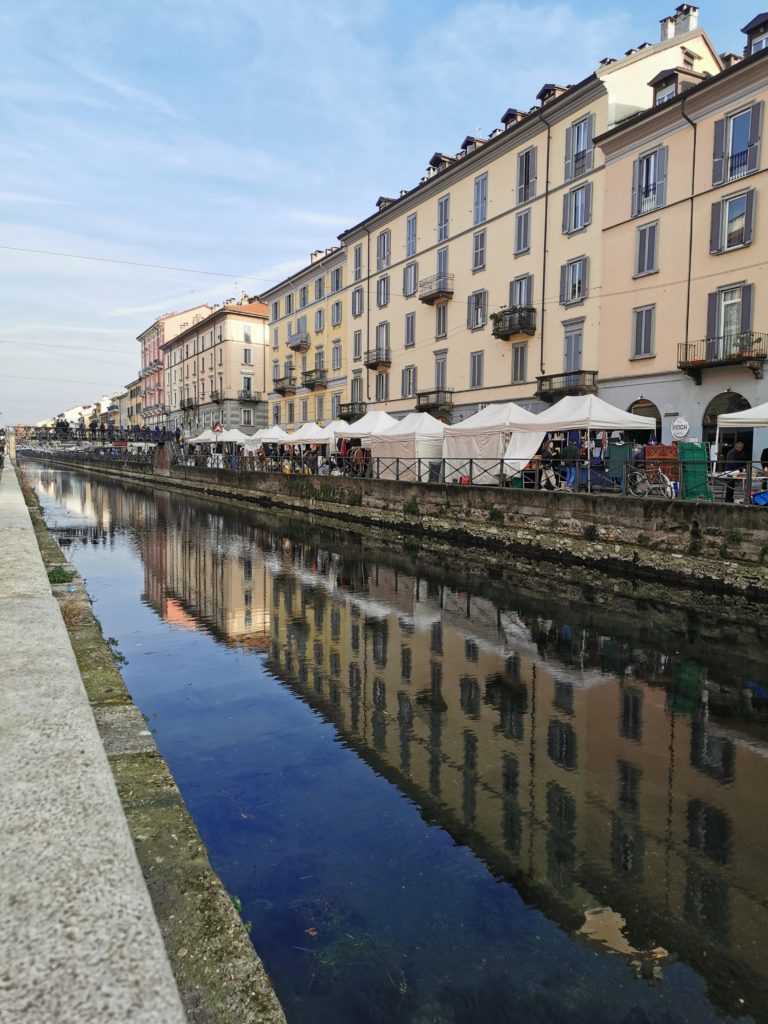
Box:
[535,370,598,403]
[273,375,297,396]
[302,368,328,390]
[288,331,311,353]
[340,401,367,422]
[107,403,118,412]
[728,149,749,181]
[238,389,261,402]
[678,332,768,384]
[180,397,195,409]
[416,388,454,417]
[209,389,222,402]
[419,273,454,305]
[638,183,658,214]
[572,148,589,177]
[491,306,536,340]
[364,345,391,371]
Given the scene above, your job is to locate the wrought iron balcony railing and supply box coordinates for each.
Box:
[490,306,536,339]
[728,149,749,180]
[339,401,367,422]
[364,345,391,370]
[418,273,455,304]
[238,389,260,402]
[302,368,328,390]
[678,332,768,383]
[416,388,454,413]
[209,389,221,401]
[535,370,598,402]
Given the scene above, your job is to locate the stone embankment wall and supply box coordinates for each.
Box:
[37,457,768,598]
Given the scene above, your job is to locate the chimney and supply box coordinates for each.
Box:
[660,15,675,40]
[309,249,324,264]
[674,4,698,35]
[599,57,617,66]
[720,51,742,69]
[375,196,395,211]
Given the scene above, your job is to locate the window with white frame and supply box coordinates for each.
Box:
[401,365,417,398]
[631,147,667,215]
[406,213,417,257]
[437,194,450,242]
[375,321,390,355]
[353,330,362,360]
[242,408,253,426]
[752,28,768,53]
[405,311,415,348]
[570,115,593,178]
[655,81,676,105]
[514,209,530,254]
[636,223,658,275]
[243,348,252,364]
[434,352,447,389]
[353,244,362,282]
[727,108,753,180]
[375,372,389,401]
[564,323,583,372]
[469,350,484,389]
[331,300,342,326]
[271,300,279,321]
[315,308,324,332]
[376,275,390,307]
[510,274,533,308]
[711,191,754,253]
[376,229,391,271]
[436,302,447,339]
[517,147,536,203]
[352,287,364,317]
[315,276,325,300]
[467,290,488,329]
[332,342,342,371]
[241,375,252,394]
[512,343,528,383]
[563,183,592,233]
[632,305,655,358]
[560,257,588,305]
[403,261,418,296]
[329,267,342,293]
[472,230,486,271]
[351,374,362,402]
[473,173,488,225]
[243,326,251,343]
[314,348,325,370]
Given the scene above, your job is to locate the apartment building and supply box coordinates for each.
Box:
[264,247,351,427]
[597,17,768,451]
[125,376,144,431]
[162,296,269,437]
[137,303,211,429]
[333,6,720,424]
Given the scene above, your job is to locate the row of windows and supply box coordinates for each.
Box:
[272,393,343,424]
[270,267,343,320]
[272,343,343,378]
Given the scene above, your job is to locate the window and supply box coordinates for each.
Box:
[512,343,527,383]
[286,400,295,423]
[473,173,488,225]
[752,28,768,53]
[331,300,342,326]
[313,395,323,420]
[376,275,390,307]
[351,374,362,402]
[566,114,595,180]
[435,352,447,389]
[240,407,252,427]
[299,285,308,308]
[631,146,668,215]
[714,103,763,184]
[315,308,324,332]
[375,321,389,353]
[706,285,754,353]
[564,324,583,372]
[563,183,592,233]
[437,194,450,241]
[405,311,415,348]
[376,229,391,271]
[314,348,325,370]
[436,303,447,339]
[241,375,252,393]
[285,293,294,315]
[517,147,536,203]
[403,261,418,296]
[375,372,389,401]
[353,330,362,360]
[240,348,251,366]
[514,209,530,254]
[710,191,754,253]
[315,276,325,300]
[560,257,588,304]
[401,365,417,397]
[331,393,341,418]
[655,81,676,106]
[470,350,484,388]
[472,229,486,270]
[332,342,341,371]
[406,213,417,257]
[330,267,342,293]
[272,327,278,349]
[272,405,280,425]
[467,290,488,329]
[353,243,362,282]
[510,274,533,308]
[636,223,658,275]
[632,305,655,358]
[352,286,364,317]
[243,326,251,343]
[301,398,308,421]
[271,300,279,321]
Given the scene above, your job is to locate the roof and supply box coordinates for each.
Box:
[741,13,768,34]
[161,301,267,349]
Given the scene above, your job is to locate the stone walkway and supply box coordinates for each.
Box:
[0,466,187,1024]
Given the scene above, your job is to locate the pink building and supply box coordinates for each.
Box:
[138,304,211,428]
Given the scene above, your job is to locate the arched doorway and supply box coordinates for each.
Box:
[627,399,661,441]
[703,391,752,465]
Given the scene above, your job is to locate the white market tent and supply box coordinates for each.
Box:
[444,402,544,483]
[716,401,768,427]
[318,419,350,443]
[257,425,291,445]
[218,428,249,443]
[370,412,446,481]
[517,394,657,433]
[287,421,328,444]
[335,410,398,445]
[189,429,216,443]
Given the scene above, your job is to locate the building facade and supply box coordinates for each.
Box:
[264,247,351,427]
[162,296,269,437]
[125,377,144,432]
[137,304,211,429]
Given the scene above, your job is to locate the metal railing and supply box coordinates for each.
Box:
[415,388,454,412]
[418,273,455,303]
[572,149,589,176]
[339,401,367,421]
[302,368,328,388]
[728,149,749,179]
[491,306,536,339]
[639,183,658,213]
[272,376,296,394]
[678,332,768,370]
[535,370,598,399]
[364,345,391,369]
[209,389,222,401]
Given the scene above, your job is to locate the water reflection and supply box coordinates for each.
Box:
[30,464,768,1024]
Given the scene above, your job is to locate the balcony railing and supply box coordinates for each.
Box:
[535,370,598,402]
[288,331,311,353]
[728,149,749,180]
[678,332,768,383]
[490,306,536,340]
[273,375,297,396]
[339,401,367,422]
[209,389,221,402]
[180,397,195,409]
[364,345,391,370]
[238,389,260,402]
[419,273,455,305]
[639,183,657,213]
[572,149,589,177]
[416,388,454,415]
[302,368,328,390]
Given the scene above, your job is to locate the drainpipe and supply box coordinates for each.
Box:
[680,93,697,362]
[535,108,554,376]
[362,225,372,401]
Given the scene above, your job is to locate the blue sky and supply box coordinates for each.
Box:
[0,0,759,423]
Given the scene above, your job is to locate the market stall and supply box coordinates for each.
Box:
[444,402,544,483]
[370,412,446,482]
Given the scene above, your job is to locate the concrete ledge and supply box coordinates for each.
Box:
[0,467,186,1024]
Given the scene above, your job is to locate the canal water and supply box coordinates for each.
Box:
[27,463,768,1024]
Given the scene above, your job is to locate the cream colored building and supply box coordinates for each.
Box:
[333,6,720,423]
[597,17,768,453]
[137,303,211,429]
[264,247,351,427]
[125,376,144,431]
[162,296,269,437]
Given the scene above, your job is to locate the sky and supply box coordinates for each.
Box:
[0,0,759,424]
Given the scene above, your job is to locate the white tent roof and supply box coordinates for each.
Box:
[288,422,327,443]
[319,419,350,442]
[218,428,249,443]
[335,410,398,441]
[444,402,540,437]
[518,394,655,432]
[370,412,446,441]
[258,425,291,444]
[189,429,216,443]
[717,400,768,427]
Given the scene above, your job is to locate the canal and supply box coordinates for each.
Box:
[27,463,768,1024]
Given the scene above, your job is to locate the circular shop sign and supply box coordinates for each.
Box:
[671,416,690,441]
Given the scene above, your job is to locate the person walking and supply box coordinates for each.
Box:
[724,440,747,503]
[561,438,580,491]
[538,439,559,491]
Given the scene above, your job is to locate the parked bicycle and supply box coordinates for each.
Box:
[626,465,675,498]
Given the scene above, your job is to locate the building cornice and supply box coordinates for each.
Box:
[262,247,347,301]
[161,305,267,349]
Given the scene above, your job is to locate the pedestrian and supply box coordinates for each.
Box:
[724,440,747,503]
[561,437,580,491]
[538,439,559,491]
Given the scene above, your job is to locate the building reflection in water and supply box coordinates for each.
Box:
[33,468,768,1020]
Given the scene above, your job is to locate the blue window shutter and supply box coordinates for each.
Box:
[647,223,657,272]
[529,147,537,199]
[585,113,595,172]
[413,366,418,393]
[584,182,593,225]
[564,126,573,181]
[559,264,568,304]
[582,257,589,298]
[744,189,756,245]
[741,284,754,333]
[516,153,525,204]
[712,118,726,186]
[655,146,668,207]
[747,101,763,173]
[706,292,718,339]
[631,158,641,217]
[526,274,534,307]
[562,193,570,234]
[709,201,723,254]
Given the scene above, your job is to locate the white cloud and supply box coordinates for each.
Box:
[65,62,179,119]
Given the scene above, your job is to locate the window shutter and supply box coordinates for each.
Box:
[525,274,534,307]
[706,292,718,340]
[403,266,408,294]
[645,308,654,354]
[564,125,573,182]
[529,147,537,199]
[467,296,473,328]
[522,210,530,251]
[633,311,642,356]
[413,366,418,394]
[631,158,641,218]
[747,101,763,173]
[744,189,756,245]
[516,153,525,204]
[559,264,568,305]
[712,118,726,186]
[508,280,515,307]
[584,182,593,226]
[481,291,488,325]
[637,228,647,275]
[401,368,408,398]
[741,284,754,333]
[647,223,657,272]
[562,193,570,234]
[582,257,590,298]
[709,201,723,254]
[585,113,595,172]
[655,146,668,207]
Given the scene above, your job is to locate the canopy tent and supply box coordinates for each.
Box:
[218,428,249,443]
[516,394,657,433]
[318,419,350,443]
[444,402,543,483]
[370,412,446,481]
[255,425,291,445]
[716,401,768,427]
[189,429,216,443]
[335,410,398,444]
[287,421,328,444]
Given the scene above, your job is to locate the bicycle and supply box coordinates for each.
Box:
[626,465,675,498]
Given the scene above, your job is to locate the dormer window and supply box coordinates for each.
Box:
[752,27,768,52]
[656,81,677,105]
[741,14,768,55]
